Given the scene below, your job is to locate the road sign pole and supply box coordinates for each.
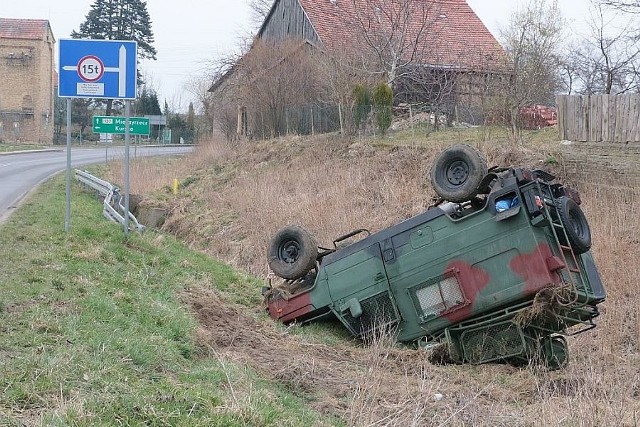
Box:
[65,98,72,232]
[124,100,131,236]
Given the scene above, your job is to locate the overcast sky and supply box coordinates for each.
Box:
[2,0,601,112]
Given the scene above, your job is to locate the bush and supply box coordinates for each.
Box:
[353,84,371,131]
[372,82,393,135]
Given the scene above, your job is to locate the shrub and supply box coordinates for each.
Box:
[372,82,393,135]
[353,84,371,131]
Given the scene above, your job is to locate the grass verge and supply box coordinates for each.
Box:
[0,174,340,426]
[0,144,50,153]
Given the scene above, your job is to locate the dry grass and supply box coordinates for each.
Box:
[108,131,556,277]
[106,129,640,426]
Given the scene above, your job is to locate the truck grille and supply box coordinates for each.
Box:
[460,322,525,364]
[343,292,398,337]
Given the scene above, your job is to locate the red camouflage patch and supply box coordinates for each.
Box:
[509,242,561,295]
[442,260,490,323]
[267,290,314,323]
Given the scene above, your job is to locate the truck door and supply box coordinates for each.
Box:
[323,243,398,337]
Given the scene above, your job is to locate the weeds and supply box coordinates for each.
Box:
[76,129,640,425]
[0,128,640,426]
[0,176,337,426]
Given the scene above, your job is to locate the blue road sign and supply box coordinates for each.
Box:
[58,39,137,99]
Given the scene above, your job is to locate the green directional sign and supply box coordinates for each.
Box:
[92,116,150,135]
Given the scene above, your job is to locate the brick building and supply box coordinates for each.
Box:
[0,18,55,144]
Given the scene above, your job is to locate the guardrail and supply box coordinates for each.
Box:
[74,169,145,233]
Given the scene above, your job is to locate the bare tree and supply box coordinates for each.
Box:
[248,0,273,28]
[316,48,379,135]
[342,0,507,127]
[599,0,640,12]
[206,65,243,141]
[203,37,254,140]
[558,46,580,95]
[499,0,565,138]
[184,75,219,138]
[212,39,323,139]
[562,3,640,94]
[346,0,441,87]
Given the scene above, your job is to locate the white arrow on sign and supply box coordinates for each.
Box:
[63,45,128,97]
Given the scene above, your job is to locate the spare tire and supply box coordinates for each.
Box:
[268,225,318,280]
[556,196,591,255]
[430,144,488,202]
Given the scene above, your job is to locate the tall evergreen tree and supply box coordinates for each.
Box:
[184,102,196,142]
[135,86,162,116]
[72,0,157,115]
[149,92,161,116]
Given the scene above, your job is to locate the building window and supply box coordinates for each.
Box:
[22,95,34,114]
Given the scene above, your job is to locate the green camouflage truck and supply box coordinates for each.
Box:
[263,145,606,369]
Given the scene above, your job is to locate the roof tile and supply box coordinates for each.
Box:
[0,18,50,41]
[296,0,506,69]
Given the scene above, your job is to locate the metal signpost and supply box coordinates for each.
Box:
[58,39,137,234]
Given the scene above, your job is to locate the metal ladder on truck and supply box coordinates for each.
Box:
[523,175,599,334]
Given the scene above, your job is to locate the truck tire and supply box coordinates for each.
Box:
[430,144,487,202]
[556,196,591,255]
[268,225,318,280]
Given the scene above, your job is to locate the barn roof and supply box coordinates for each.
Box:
[291,0,506,69]
[0,18,53,41]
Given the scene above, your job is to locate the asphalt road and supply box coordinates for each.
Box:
[0,145,193,224]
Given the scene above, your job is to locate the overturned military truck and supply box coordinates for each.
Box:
[263,144,606,369]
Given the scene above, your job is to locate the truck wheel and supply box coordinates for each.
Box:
[268,225,318,280]
[430,144,487,202]
[556,196,591,255]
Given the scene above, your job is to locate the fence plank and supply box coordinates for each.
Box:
[631,97,640,141]
[582,96,590,142]
[590,95,600,142]
[601,95,609,142]
[556,95,565,140]
[557,94,640,143]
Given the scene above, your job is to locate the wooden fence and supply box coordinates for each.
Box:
[556,94,640,143]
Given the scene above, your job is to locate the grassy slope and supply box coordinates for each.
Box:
[111,126,637,426]
[0,176,340,426]
[2,126,639,426]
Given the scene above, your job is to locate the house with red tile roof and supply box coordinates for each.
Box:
[210,0,509,137]
[258,0,506,71]
[0,18,55,143]
[257,0,508,103]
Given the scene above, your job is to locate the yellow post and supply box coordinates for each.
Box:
[172,178,179,195]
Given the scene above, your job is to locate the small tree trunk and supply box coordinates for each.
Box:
[106,99,113,116]
[510,107,521,143]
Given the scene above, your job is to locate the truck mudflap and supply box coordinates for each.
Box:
[579,251,606,303]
